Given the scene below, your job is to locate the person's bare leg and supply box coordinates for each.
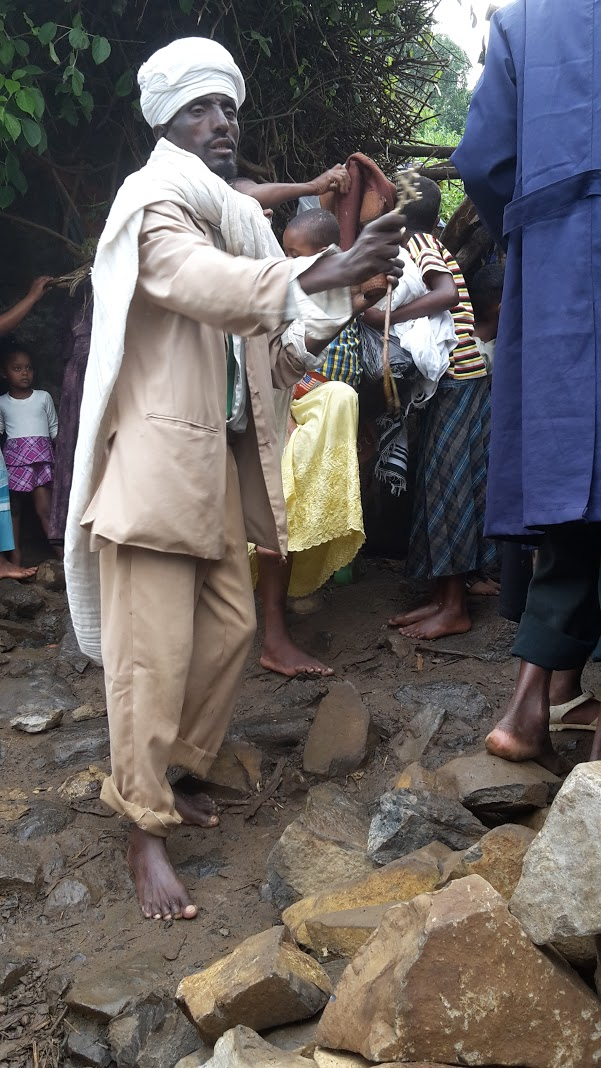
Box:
[0,554,36,580]
[549,666,600,725]
[257,547,333,676]
[398,574,472,640]
[32,485,62,558]
[9,492,22,567]
[485,659,569,774]
[388,583,442,628]
[127,827,197,920]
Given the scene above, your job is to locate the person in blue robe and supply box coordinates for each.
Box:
[453,0,601,770]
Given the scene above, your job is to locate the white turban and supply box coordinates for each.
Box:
[138,37,246,130]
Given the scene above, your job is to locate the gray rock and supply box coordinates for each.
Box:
[0,836,41,892]
[67,1018,112,1067]
[392,703,446,765]
[0,629,16,652]
[44,876,98,914]
[263,1016,321,1054]
[0,579,44,618]
[233,707,315,752]
[59,618,91,674]
[203,1027,310,1068]
[10,801,74,841]
[66,951,166,1021]
[395,681,488,724]
[0,954,33,994]
[0,669,77,723]
[511,763,601,943]
[367,789,486,865]
[49,722,110,768]
[436,751,561,813]
[109,995,201,1068]
[265,785,374,910]
[174,1050,214,1068]
[303,681,374,777]
[11,708,63,733]
[36,560,66,591]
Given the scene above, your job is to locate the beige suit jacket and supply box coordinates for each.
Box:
[81,201,306,559]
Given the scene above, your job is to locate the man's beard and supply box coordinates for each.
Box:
[210,159,237,182]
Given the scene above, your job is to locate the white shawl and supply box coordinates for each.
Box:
[65,138,348,663]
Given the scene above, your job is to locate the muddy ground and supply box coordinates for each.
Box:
[0,558,597,1066]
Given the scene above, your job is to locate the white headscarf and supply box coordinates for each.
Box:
[138,37,246,130]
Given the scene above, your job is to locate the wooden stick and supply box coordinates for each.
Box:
[382,280,401,415]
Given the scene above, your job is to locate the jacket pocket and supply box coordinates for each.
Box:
[146,413,218,434]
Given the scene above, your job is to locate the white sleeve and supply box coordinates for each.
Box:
[44,392,59,440]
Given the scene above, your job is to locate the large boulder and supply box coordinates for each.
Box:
[435,751,561,814]
[510,763,601,943]
[367,789,485,865]
[265,784,375,910]
[202,1026,313,1067]
[316,875,601,1067]
[176,926,331,1044]
[283,843,453,946]
[303,681,374,777]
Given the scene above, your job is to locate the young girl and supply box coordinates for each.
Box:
[0,342,58,564]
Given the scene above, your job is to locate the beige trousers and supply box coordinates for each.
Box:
[99,451,256,837]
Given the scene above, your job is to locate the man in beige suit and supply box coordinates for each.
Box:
[65,37,405,921]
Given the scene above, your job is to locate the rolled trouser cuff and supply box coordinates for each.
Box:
[170,739,217,779]
[100,776,182,838]
[513,615,595,670]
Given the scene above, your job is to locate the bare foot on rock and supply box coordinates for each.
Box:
[467,578,500,596]
[485,724,570,776]
[128,827,197,920]
[0,557,37,580]
[260,635,334,677]
[174,785,219,828]
[398,607,472,641]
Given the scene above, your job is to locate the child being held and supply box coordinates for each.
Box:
[0,340,58,564]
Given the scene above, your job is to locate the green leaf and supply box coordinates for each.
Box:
[48,41,60,65]
[68,27,89,50]
[14,87,37,115]
[13,40,29,57]
[37,22,57,45]
[249,30,271,56]
[20,115,41,147]
[6,151,26,193]
[22,13,34,29]
[2,111,20,140]
[71,68,85,96]
[36,125,47,154]
[92,35,111,64]
[115,69,133,96]
[78,89,94,119]
[59,96,78,126]
[28,87,44,118]
[21,65,44,76]
[179,0,194,12]
[0,185,16,208]
[0,38,15,66]
[376,0,396,11]
[3,79,19,95]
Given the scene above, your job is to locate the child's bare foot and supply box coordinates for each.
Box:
[0,556,37,580]
[398,607,472,641]
[260,634,334,677]
[173,786,219,827]
[467,578,500,596]
[127,827,197,920]
[388,601,439,627]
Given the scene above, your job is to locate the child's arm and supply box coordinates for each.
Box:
[362,271,459,330]
[232,165,350,210]
[44,393,59,440]
[0,277,54,336]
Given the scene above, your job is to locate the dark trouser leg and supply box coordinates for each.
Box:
[513,523,601,670]
[499,542,534,624]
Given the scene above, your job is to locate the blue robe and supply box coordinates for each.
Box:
[453,0,601,538]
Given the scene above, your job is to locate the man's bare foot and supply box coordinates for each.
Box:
[0,558,37,580]
[467,578,500,596]
[127,826,197,920]
[260,635,334,677]
[398,607,472,641]
[485,725,570,777]
[388,601,439,627]
[173,786,219,827]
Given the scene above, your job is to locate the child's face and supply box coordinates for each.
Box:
[283,229,326,259]
[4,352,33,391]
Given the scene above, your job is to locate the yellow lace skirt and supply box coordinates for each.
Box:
[282,380,365,596]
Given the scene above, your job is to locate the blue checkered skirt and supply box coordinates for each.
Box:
[407,377,496,579]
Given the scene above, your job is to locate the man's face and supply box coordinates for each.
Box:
[162,94,239,180]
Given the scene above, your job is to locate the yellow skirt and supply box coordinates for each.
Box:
[282,380,365,597]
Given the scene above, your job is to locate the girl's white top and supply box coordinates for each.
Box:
[0,390,58,440]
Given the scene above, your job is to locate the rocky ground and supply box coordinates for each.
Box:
[0,558,599,1068]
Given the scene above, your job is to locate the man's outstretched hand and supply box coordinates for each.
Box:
[299,212,405,296]
[307,164,351,197]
